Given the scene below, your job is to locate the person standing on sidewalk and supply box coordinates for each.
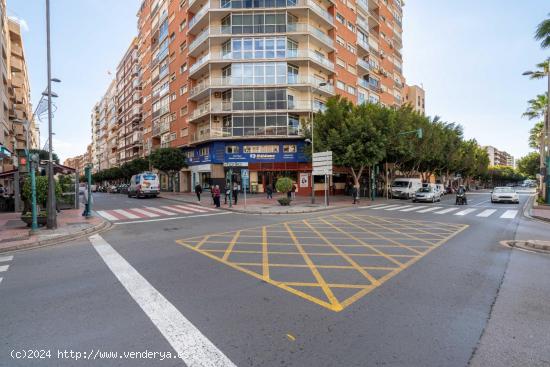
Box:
[352,183,359,205]
[266,183,273,199]
[233,182,239,205]
[195,184,203,202]
[212,185,221,208]
[82,184,92,217]
[291,183,297,200]
[224,184,231,205]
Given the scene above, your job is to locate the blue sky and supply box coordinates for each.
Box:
[7,0,550,161]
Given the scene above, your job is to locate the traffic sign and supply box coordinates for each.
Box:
[241,169,249,179]
[312,151,332,176]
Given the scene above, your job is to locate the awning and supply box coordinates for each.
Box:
[0,169,17,178]
[0,146,12,159]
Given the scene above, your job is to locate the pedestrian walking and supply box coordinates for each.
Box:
[224,184,231,204]
[82,184,92,217]
[291,183,297,200]
[195,184,203,202]
[233,182,239,205]
[352,183,359,205]
[213,185,221,208]
[266,184,273,199]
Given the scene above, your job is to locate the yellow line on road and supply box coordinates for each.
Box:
[222,231,242,261]
[303,220,380,286]
[262,226,270,280]
[284,222,342,311]
[195,235,211,250]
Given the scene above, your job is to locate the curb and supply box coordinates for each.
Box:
[0,218,112,254]
[523,194,550,224]
[503,240,550,254]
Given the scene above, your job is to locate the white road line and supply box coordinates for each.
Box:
[96,210,119,221]
[0,277,2,284]
[371,204,401,210]
[143,206,176,216]
[114,212,230,225]
[175,205,208,213]
[89,234,237,367]
[129,208,160,218]
[400,206,427,212]
[186,203,216,212]
[477,209,497,217]
[163,206,193,214]
[473,199,491,207]
[386,205,411,211]
[416,206,442,213]
[500,210,518,219]
[455,208,477,216]
[434,208,459,214]
[113,209,141,219]
[0,265,9,272]
[360,203,389,209]
[0,255,13,262]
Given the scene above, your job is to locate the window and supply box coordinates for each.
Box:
[179,63,187,74]
[336,36,345,47]
[336,57,346,68]
[232,88,287,111]
[336,80,345,90]
[179,41,186,54]
[225,145,239,153]
[336,13,345,24]
[179,84,188,95]
[347,43,356,54]
[199,147,209,156]
[226,37,293,60]
[185,150,194,158]
[283,144,297,153]
[243,145,279,153]
[347,21,355,32]
[347,85,356,95]
[223,113,291,136]
[180,128,188,137]
[347,64,356,74]
[179,20,187,32]
[180,106,188,117]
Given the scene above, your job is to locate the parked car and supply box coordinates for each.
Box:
[391,178,423,199]
[128,172,160,198]
[491,187,519,204]
[108,185,119,193]
[118,184,129,194]
[413,186,441,203]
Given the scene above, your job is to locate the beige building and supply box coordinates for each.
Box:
[404,84,425,114]
[483,145,514,167]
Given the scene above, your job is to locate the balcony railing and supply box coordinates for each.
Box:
[357,38,369,52]
[189,4,210,29]
[357,58,371,72]
[152,120,170,137]
[190,100,319,120]
[190,126,300,143]
[288,23,334,48]
[189,76,335,98]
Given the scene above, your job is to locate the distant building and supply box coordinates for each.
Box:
[483,146,514,167]
[404,85,425,114]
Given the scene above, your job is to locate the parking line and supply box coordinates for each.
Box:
[476,209,497,217]
[416,207,442,213]
[113,209,140,219]
[455,208,477,216]
[89,234,237,367]
[400,206,426,212]
[0,256,13,262]
[500,210,518,219]
[434,208,459,214]
[96,210,118,221]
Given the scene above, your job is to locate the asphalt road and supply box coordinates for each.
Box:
[1,189,549,367]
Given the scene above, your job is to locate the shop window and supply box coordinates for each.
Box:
[226,145,240,154]
[283,144,297,153]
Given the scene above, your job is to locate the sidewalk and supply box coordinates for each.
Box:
[160,191,387,214]
[0,209,109,254]
[529,196,550,223]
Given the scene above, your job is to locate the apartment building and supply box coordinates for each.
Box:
[404,84,425,114]
[90,103,100,172]
[116,38,144,164]
[93,80,118,171]
[63,145,92,173]
[0,6,35,192]
[484,145,514,168]
[135,0,405,193]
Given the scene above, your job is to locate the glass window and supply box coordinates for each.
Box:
[283,144,297,152]
[226,145,239,154]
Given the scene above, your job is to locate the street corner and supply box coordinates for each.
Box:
[176,213,468,312]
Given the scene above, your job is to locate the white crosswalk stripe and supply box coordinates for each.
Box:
[500,210,518,219]
[386,205,411,211]
[435,207,459,214]
[0,265,9,272]
[129,208,160,218]
[371,204,400,210]
[162,205,193,214]
[455,208,477,216]
[97,210,118,221]
[416,206,443,213]
[144,206,177,215]
[477,209,497,217]
[400,206,427,212]
[0,256,13,262]
[363,204,390,209]
[174,204,207,213]
[113,209,140,219]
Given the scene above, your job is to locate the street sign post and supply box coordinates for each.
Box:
[242,169,249,208]
[312,151,332,207]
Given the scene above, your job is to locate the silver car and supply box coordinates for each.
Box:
[491,187,519,204]
[413,187,441,203]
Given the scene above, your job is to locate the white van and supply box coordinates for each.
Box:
[128,172,160,198]
[391,178,423,199]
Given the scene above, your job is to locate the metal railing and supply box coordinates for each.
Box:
[189,100,319,120]
[189,4,210,29]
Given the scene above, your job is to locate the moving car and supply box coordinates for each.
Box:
[413,186,441,203]
[128,172,160,198]
[491,187,519,204]
[391,178,423,199]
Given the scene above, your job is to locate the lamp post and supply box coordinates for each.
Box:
[309,81,328,204]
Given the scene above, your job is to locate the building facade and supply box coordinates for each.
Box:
[132,0,405,193]
[484,145,514,168]
[404,84,425,114]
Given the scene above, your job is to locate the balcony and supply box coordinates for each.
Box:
[189,75,335,100]
[152,105,169,119]
[152,120,170,137]
[287,23,334,49]
[357,38,369,53]
[189,4,211,32]
[357,0,368,14]
[356,59,371,74]
[357,18,369,33]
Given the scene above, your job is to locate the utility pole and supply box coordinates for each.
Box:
[546,57,550,203]
[46,0,56,228]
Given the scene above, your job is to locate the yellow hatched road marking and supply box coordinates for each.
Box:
[262,226,270,280]
[222,231,242,261]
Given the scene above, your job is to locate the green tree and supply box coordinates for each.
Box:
[529,121,544,150]
[149,148,187,192]
[120,158,150,181]
[535,14,550,49]
[275,177,293,194]
[523,93,548,120]
[523,60,549,80]
[517,152,540,178]
[22,176,62,210]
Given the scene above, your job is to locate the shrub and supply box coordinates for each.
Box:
[22,176,62,210]
[275,177,293,194]
[277,197,291,206]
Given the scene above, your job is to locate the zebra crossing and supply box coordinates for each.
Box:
[362,203,519,219]
[0,255,13,286]
[96,203,221,222]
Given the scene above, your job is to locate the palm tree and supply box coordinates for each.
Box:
[535,14,550,49]
[522,60,549,80]
[529,121,544,149]
[523,93,548,120]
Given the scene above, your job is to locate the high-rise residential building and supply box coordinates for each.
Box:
[136,0,406,193]
[0,7,35,193]
[94,80,117,171]
[116,38,144,164]
[404,84,425,114]
[483,145,514,168]
[90,103,101,172]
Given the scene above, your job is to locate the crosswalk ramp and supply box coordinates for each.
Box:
[362,203,519,219]
[96,203,220,222]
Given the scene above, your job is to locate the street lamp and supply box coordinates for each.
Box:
[309,81,328,204]
[45,0,57,229]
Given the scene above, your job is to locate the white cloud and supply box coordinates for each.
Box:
[8,16,29,32]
